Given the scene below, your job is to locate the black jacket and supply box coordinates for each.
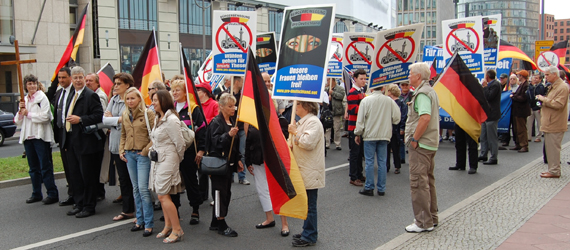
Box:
[67,88,105,155]
[511,80,531,117]
[206,114,241,172]
[245,126,263,166]
[484,79,502,121]
[527,83,546,111]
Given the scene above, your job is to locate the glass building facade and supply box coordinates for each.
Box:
[456,0,540,59]
[396,0,439,60]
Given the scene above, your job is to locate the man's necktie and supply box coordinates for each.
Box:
[65,93,78,132]
[57,90,66,128]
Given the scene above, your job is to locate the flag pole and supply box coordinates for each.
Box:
[181,43,198,155]
[288,100,297,147]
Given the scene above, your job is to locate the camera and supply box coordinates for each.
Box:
[536,101,542,108]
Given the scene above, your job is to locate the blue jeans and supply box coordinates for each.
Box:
[232,130,247,180]
[301,189,318,243]
[363,140,389,192]
[399,134,406,160]
[125,150,154,228]
[24,139,59,199]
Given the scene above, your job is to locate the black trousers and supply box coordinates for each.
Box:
[386,131,401,170]
[60,146,73,197]
[199,172,209,201]
[348,131,364,181]
[111,154,134,214]
[67,147,103,212]
[178,148,203,210]
[454,124,478,170]
[210,170,232,219]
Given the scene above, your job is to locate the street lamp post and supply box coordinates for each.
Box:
[195,0,211,62]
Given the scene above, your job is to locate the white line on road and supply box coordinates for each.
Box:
[12,162,351,249]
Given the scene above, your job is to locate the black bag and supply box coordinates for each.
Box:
[320,104,334,129]
[149,150,158,162]
[200,156,228,175]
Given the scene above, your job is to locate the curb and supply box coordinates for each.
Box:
[0,171,66,189]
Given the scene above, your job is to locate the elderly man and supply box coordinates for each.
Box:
[354,87,400,196]
[510,70,530,152]
[65,66,105,218]
[536,66,569,178]
[478,69,501,165]
[404,62,439,233]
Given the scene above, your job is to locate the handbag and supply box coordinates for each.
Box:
[201,131,237,175]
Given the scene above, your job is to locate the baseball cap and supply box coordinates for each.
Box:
[195,82,212,93]
[500,73,508,79]
[517,70,529,78]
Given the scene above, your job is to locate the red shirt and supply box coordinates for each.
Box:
[201,98,219,124]
[346,87,365,131]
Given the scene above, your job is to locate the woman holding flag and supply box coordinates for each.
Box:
[170,79,207,225]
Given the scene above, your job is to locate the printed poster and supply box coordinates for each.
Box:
[255,32,278,75]
[342,32,375,79]
[442,16,485,74]
[212,10,257,76]
[369,23,424,88]
[423,45,445,74]
[483,14,501,67]
[273,4,336,101]
[327,33,344,78]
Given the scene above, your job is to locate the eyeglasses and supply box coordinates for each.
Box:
[148,87,155,91]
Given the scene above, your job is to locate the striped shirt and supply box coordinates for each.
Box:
[347,86,365,131]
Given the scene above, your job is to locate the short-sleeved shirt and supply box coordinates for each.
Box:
[414,93,437,151]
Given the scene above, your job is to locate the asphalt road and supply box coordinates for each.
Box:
[2,132,569,250]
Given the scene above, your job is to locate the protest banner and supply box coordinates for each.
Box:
[369,23,424,89]
[327,33,344,78]
[255,32,278,75]
[423,45,444,74]
[272,4,336,101]
[442,16,485,74]
[212,10,257,76]
[342,32,375,78]
[482,14,501,68]
[197,52,214,84]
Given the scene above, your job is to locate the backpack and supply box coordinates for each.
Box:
[320,104,334,129]
[179,120,195,149]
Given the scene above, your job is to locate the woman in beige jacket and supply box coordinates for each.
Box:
[149,90,185,243]
[288,101,325,247]
[119,87,155,236]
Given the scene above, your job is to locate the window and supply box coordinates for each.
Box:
[334,21,348,33]
[355,23,364,32]
[0,0,14,46]
[432,0,436,8]
[120,45,144,74]
[561,21,564,26]
[183,48,212,77]
[553,35,556,41]
[567,28,570,33]
[561,36,564,40]
[555,29,557,34]
[432,26,436,38]
[427,26,431,38]
[228,3,255,11]
[561,29,564,33]
[420,0,425,8]
[555,22,558,26]
[269,10,284,41]
[421,12,425,22]
[567,35,570,40]
[179,0,211,35]
[567,21,570,26]
[398,14,402,26]
[398,0,402,11]
[118,0,157,30]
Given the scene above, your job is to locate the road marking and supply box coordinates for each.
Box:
[11,162,351,249]
[12,220,132,250]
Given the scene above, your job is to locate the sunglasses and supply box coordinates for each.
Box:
[148,87,156,91]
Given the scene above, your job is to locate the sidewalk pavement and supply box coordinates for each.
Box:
[378,141,570,250]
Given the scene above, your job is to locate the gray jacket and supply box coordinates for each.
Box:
[103,95,126,154]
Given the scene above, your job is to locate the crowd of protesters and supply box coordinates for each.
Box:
[15,62,570,246]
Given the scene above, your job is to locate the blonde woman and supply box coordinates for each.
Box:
[15,74,59,204]
[119,87,155,236]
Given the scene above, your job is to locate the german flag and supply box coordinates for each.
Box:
[221,17,249,23]
[498,40,537,70]
[180,44,206,119]
[385,31,415,40]
[430,57,437,79]
[449,22,475,29]
[96,62,115,96]
[332,37,343,42]
[291,13,325,22]
[257,36,271,43]
[434,52,491,141]
[132,30,162,105]
[238,49,308,219]
[50,3,89,83]
[550,40,568,65]
[486,19,498,25]
[350,37,374,42]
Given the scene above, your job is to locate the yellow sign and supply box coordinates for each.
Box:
[535,40,554,61]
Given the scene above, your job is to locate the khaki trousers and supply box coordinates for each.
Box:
[544,132,563,176]
[325,116,343,148]
[527,110,542,139]
[408,146,438,228]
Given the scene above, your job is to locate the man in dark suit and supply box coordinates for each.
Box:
[479,69,502,164]
[64,66,105,218]
[510,70,531,153]
[46,67,76,206]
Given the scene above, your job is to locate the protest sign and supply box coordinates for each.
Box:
[212,11,257,76]
[342,32,375,78]
[255,32,278,75]
[483,14,501,68]
[442,16,485,74]
[327,33,344,78]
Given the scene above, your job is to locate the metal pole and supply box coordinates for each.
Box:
[195,0,212,62]
[31,0,47,44]
[541,0,545,40]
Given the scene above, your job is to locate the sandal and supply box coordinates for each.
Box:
[156,227,172,238]
[163,231,184,243]
[394,168,401,174]
[113,213,134,221]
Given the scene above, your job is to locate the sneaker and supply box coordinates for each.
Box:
[292,238,315,247]
[239,179,250,185]
[449,136,455,142]
[405,223,434,233]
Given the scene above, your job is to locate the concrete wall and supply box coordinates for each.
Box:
[157,0,180,79]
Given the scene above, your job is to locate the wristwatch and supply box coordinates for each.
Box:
[411,137,418,143]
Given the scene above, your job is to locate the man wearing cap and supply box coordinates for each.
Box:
[536,66,569,178]
[509,70,530,153]
[478,69,501,165]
